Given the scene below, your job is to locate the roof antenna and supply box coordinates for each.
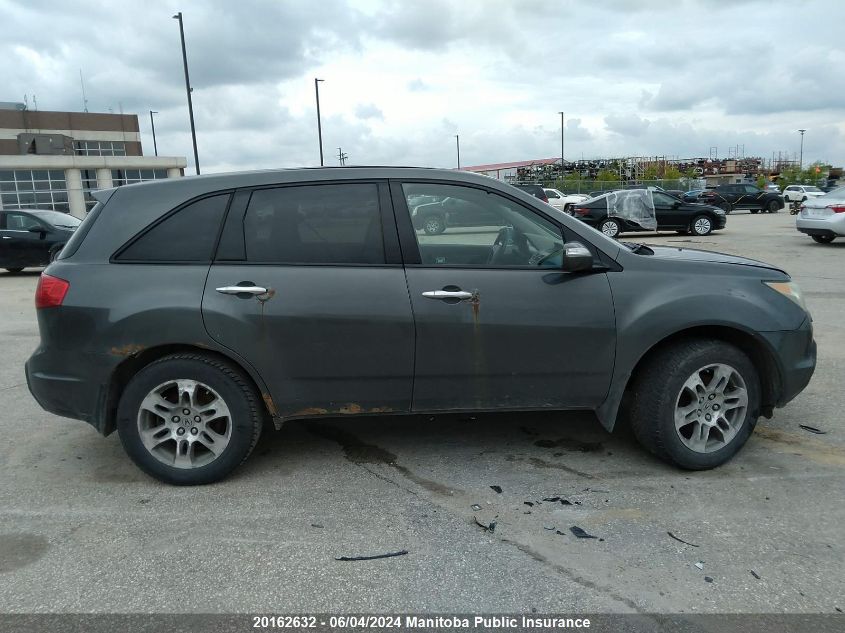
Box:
[79,69,89,112]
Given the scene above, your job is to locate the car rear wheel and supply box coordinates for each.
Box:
[628,339,760,469]
[117,353,263,485]
[691,215,713,236]
[718,201,731,214]
[598,218,622,238]
[750,209,759,214]
[4,268,24,273]
[767,200,780,213]
[423,214,446,235]
[811,235,835,244]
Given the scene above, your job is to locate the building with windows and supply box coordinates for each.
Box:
[0,103,186,218]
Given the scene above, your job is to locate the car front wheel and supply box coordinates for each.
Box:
[422,215,446,235]
[598,218,622,238]
[767,200,780,213]
[691,215,713,236]
[117,353,264,485]
[628,339,760,469]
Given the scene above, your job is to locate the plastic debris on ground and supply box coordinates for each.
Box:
[694,561,704,570]
[667,531,700,547]
[750,570,761,579]
[799,424,826,434]
[490,485,503,494]
[474,516,497,533]
[569,526,598,539]
[335,550,408,561]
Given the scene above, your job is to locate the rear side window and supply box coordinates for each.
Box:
[116,194,230,262]
[243,184,384,264]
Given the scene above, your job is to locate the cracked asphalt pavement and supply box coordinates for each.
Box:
[0,211,842,614]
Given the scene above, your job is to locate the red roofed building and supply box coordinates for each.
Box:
[461,157,561,181]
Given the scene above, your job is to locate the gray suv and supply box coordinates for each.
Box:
[26,168,816,484]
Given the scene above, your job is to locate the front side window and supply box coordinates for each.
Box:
[652,192,678,206]
[402,183,563,267]
[546,190,560,199]
[116,194,229,262]
[243,184,384,265]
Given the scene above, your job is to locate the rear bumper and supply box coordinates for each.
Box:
[26,346,114,434]
[759,317,816,408]
[796,213,845,237]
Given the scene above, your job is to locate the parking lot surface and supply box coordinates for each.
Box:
[0,211,842,614]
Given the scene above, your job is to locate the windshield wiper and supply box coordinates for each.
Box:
[622,242,654,255]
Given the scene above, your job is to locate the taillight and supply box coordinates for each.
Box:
[35,273,69,309]
[540,194,549,203]
[574,207,590,216]
[829,204,845,213]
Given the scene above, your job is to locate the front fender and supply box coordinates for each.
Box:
[595,265,804,430]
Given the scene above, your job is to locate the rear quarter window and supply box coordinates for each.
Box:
[115,193,230,262]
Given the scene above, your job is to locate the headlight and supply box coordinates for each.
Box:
[764,281,807,310]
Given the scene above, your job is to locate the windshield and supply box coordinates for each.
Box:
[29,210,82,228]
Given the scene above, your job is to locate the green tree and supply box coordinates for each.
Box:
[756,174,768,189]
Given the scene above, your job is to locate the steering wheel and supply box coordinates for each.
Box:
[487,226,529,265]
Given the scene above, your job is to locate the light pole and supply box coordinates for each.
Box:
[315,78,325,166]
[172,12,200,174]
[798,129,806,170]
[455,135,461,169]
[558,111,565,178]
[149,110,159,156]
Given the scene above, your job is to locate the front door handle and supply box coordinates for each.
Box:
[422,290,474,301]
[216,285,268,295]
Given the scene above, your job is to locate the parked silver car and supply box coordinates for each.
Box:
[796,187,845,243]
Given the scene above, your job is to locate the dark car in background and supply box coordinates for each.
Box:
[411,195,502,234]
[26,167,814,484]
[698,184,784,214]
[572,189,727,237]
[0,209,80,272]
[511,183,549,203]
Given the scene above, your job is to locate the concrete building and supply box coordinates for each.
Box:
[0,103,186,218]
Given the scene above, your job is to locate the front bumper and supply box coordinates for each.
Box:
[759,316,816,408]
[26,347,115,434]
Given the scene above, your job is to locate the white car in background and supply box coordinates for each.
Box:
[783,185,826,203]
[796,187,845,244]
[543,188,590,214]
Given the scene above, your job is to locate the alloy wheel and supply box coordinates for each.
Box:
[136,379,232,469]
[693,217,712,235]
[600,220,620,238]
[673,363,748,453]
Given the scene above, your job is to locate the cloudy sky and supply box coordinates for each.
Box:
[3,0,843,172]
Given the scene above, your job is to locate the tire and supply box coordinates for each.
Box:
[422,214,446,235]
[811,235,835,244]
[117,353,264,485]
[4,268,24,273]
[750,209,759,214]
[628,339,760,470]
[690,215,713,236]
[718,201,731,214]
[767,200,780,213]
[598,217,622,238]
[563,203,573,215]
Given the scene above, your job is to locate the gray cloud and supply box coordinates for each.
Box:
[354,103,384,120]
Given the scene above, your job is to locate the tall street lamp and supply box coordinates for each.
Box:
[558,111,565,177]
[455,134,461,169]
[149,110,159,156]
[315,78,325,166]
[172,12,200,174]
[798,129,806,170]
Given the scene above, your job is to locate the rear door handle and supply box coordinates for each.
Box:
[216,285,268,295]
[422,290,474,300]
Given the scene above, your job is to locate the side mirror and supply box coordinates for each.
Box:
[28,226,47,237]
[561,241,593,272]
